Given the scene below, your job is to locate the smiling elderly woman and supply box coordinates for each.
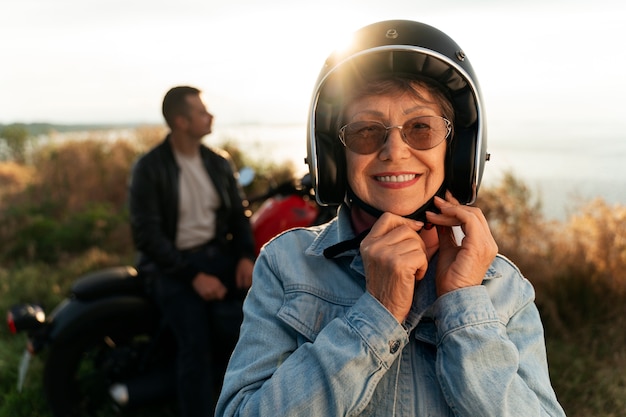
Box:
[215,20,566,417]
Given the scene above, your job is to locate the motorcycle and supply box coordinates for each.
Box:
[6,169,336,417]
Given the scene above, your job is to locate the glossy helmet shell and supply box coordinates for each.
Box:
[306,20,487,206]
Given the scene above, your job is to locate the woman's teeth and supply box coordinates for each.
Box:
[376,174,417,183]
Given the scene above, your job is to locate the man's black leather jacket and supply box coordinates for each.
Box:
[128,136,255,282]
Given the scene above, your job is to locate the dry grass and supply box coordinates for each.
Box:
[0,161,34,202]
[30,136,142,214]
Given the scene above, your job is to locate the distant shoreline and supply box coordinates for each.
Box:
[0,122,161,136]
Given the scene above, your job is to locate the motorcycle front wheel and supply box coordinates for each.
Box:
[42,301,176,417]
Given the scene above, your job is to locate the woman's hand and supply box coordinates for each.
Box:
[360,213,426,323]
[426,191,498,297]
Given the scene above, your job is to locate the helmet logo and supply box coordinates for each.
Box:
[385,29,399,39]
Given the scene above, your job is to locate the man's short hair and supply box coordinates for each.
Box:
[162,86,201,129]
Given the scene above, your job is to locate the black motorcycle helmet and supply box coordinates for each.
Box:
[306,20,488,215]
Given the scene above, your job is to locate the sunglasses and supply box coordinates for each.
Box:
[339,115,452,155]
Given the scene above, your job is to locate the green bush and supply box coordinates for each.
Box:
[1,203,128,264]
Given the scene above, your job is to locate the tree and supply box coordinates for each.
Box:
[0,124,32,163]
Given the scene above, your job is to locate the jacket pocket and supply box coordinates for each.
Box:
[277,284,359,342]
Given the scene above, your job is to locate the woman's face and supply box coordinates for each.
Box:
[344,88,448,216]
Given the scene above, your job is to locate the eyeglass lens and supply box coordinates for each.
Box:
[339,115,450,155]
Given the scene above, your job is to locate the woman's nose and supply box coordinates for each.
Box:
[379,128,410,160]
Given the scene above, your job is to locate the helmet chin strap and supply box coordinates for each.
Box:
[345,184,446,223]
[323,184,446,259]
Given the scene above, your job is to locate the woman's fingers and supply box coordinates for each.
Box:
[425,191,498,296]
[361,212,427,322]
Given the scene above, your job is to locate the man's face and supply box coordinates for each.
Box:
[182,94,214,139]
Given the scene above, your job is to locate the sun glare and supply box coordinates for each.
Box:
[191,5,365,124]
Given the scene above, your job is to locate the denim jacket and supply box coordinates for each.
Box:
[216,205,566,416]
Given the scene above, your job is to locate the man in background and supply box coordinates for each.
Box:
[128,85,255,416]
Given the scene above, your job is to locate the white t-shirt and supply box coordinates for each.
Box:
[173,150,221,250]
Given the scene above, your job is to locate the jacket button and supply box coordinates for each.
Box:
[389,340,401,354]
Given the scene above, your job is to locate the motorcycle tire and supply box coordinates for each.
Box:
[42,300,175,417]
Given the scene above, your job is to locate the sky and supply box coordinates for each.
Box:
[1,0,625,130]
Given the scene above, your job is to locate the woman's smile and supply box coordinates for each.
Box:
[373,172,420,188]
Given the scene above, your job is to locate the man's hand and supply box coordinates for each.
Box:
[192,273,228,301]
[360,213,425,323]
[235,258,254,290]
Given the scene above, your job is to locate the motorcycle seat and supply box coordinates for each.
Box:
[71,266,145,301]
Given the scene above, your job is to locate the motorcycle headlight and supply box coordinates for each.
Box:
[7,304,46,334]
